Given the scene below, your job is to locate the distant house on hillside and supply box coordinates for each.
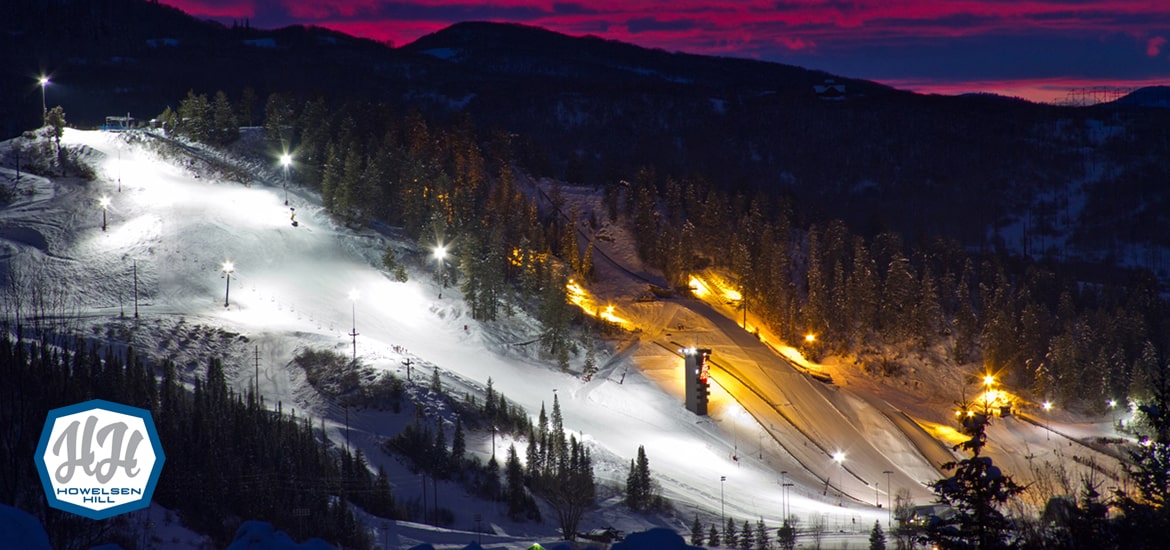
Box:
[814,79,847,101]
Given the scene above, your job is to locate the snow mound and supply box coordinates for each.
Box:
[0,504,51,550]
[611,528,702,550]
[225,521,334,550]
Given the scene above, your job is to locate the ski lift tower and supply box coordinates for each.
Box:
[683,347,712,415]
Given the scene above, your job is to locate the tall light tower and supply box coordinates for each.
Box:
[38,76,49,118]
[780,470,790,521]
[1042,401,1053,440]
[832,451,846,504]
[883,469,894,528]
[99,196,111,231]
[720,475,726,532]
[683,347,711,415]
[347,289,360,364]
[221,261,234,308]
[280,152,292,205]
[982,374,996,414]
[433,245,448,294]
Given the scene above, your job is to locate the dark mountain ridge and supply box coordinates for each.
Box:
[5,0,1170,283]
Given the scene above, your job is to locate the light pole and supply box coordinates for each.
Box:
[433,245,447,295]
[1043,401,1053,440]
[720,475,726,530]
[347,289,360,364]
[1108,399,1118,429]
[99,196,111,231]
[221,261,234,308]
[883,470,893,528]
[983,374,996,414]
[832,451,845,505]
[780,470,789,521]
[38,76,48,119]
[280,153,291,205]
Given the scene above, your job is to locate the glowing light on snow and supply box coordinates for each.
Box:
[690,273,742,302]
[689,276,709,297]
[565,279,629,329]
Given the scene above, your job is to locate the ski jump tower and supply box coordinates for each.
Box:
[683,347,712,415]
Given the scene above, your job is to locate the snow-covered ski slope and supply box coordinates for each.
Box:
[0,129,1127,547]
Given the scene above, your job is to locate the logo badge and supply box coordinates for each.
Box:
[34,399,165,520]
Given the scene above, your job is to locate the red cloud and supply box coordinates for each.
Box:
[1147,36,1167,57]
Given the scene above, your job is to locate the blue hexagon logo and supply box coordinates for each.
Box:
[34,399,165,520]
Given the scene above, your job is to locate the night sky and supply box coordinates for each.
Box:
[160,0,1170,104]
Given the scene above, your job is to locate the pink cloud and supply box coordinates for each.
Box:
[1147,36,1167,57]
[778,36,814,51]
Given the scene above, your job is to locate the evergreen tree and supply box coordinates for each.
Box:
[625,458,641,509]
[550,393,566,465]
[583,345,598,381]
[381,245,398,272]
[924,412,1023,549]
[237,86,258,126]
[483,456,501,501]
[430,366,442,395]
[319,143,342,211]
[337,148,363,225]
[211,90,239,145]
[371,465,395,518]
[538,266,574,366]
[450,417,465,469]
[624,445,653,511]
[176,90,211,142]
[740,519,753,549]
[870,520,887,550]
[45,106,66,153]
[755,518,769,550]
[582,241,596,281]
[725,516,737,546]
[484,377,497,421]
[504,444,527,520]
[533,435,594,541]
[690,515,705,546]
[431,419,448,479]
[264,92,295,151]
[1116,343,1170,547]
[708,524,721,547]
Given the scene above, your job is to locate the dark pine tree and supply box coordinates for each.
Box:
[923,412,1023,549]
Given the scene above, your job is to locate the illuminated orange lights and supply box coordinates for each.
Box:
[565,279,628,329]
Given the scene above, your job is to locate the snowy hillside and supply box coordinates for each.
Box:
[0,128,1132,548]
